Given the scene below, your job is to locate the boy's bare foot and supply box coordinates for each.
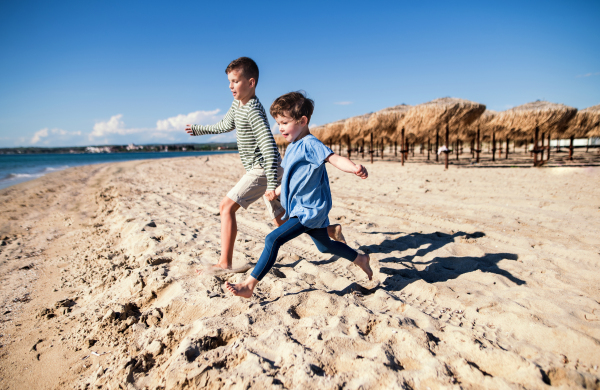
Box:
[224,278,258,298]
[328,224,346,244]
[353,253,373,281]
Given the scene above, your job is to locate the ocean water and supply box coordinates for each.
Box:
[0,151,237,190]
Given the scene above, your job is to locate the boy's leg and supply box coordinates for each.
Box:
[217,196,241,269]
[306,228,373,280]
[327,224,346,243]
[225,218,306,298]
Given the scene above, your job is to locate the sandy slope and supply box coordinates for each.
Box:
[0,153,599,390]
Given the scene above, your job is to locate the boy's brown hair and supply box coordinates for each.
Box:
[225,57,259,84]
[270,91,315,124]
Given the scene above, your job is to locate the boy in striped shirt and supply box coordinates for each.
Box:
[186,57,345,273]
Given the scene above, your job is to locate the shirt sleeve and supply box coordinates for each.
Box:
[307,138,334,168]
[191,101,237,135]
[248,105,280,190]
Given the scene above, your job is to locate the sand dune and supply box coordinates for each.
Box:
[1,154,599,389]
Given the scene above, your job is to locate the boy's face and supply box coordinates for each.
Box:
[227,69,255,103]
[276,113,308,143]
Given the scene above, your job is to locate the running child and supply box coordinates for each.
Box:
[225,91,373,298]
[185,58,345,273]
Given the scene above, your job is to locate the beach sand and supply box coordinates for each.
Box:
[0,153,599,389]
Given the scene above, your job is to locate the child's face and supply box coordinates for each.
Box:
[227,69,255,102]
[276,114,308,143]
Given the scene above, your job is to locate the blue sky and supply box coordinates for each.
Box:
[1,0,598,147]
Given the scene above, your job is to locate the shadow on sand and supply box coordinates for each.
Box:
[330,230,524,296]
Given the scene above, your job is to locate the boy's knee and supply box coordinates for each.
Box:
[220,197,239,214]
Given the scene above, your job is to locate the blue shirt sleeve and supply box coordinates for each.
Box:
[306,138,334,168]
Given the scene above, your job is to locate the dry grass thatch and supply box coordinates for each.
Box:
[398,98,486,138]
[564,104,600,138]
[365,104,412,138]
[310,125,328,143]
[319,119,347,144]
[491,101,577,140]
[341,113,373,139]
[460,110,498,139]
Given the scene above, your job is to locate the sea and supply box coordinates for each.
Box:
[0,150,237,190]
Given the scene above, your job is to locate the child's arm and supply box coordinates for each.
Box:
[184,101,237,136]
[325,153,368,179]
[265,185,281,201]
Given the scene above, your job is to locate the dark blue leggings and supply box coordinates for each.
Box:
[251,217,358,281]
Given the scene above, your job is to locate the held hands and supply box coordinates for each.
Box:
[354,164,368,179]
[264,190,277,201]
[185,124,195,136]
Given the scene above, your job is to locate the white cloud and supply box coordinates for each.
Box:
[31,128,49,144]
[334,101,353,105]
[309,123,317,129]
[156,109,222,132]
[89,114,142,140]
[272,123,280,134]
[576,72,600,78]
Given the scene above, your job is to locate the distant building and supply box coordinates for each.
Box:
[126,143,143,151]
[86,146,112,153]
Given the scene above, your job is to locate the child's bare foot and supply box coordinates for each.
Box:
[328,224,346,244]
[353,253,373,281]
[224,277,258,298]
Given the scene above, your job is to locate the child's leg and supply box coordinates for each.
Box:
[217,196,241,269]
[225,217,306,298]
[306,228,373,280]
[327,224,346,243]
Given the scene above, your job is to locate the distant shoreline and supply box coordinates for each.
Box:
[0,141,238,155]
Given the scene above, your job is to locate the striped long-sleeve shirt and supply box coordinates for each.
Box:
[191,97,281,190]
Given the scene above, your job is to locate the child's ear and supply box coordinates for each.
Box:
[300,116,308,126]
[249,78,256,88]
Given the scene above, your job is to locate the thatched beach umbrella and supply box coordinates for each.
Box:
[491,101,577,165]
[341,113,372,158]
[399,98,486,168]
[463,110,497,162]
[321,119,347,153]
[365,105,412,163]
[273,134,289,156]
[564,104,600,156]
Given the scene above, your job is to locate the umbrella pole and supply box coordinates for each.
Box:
[381,139,384,159]
[370,132,374,164]
[427,137,430,160]
[586,138,589,153]
[569,136,574,160]
[542,133,546,161]
[547,133,551,161]
[456,137,460,160]
[362,139,365,159]
[506,137,509,159]
[444,122,449,169]
[533,126,539,167]
[347,135,351,158]
[401,128,405,166]
[435,128,440,162]
[394,141,397,157]
[492,131,496,162]
[476,127,481,163]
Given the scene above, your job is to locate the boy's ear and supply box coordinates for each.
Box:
[300,116,308,126]
[249,78,256,88]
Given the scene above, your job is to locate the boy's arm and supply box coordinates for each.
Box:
[325,153,368,179]
[185,101,237,136]
[249,107,280,190]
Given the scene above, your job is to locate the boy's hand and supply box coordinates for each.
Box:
[264,190,277,201]
[185,124,195,136]
[354,164,368,179]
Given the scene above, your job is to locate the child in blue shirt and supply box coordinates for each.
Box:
[225,91,373,298]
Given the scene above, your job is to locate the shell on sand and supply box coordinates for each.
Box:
[399,97,486,139]
[491,101,577,140]
[564,104,600,138]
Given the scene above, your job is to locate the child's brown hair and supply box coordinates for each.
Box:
[270,91,314,124]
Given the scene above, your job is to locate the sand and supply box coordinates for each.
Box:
[0,153,599,389]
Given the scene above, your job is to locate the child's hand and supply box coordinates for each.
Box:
[354,164,368,179]
[185,124,195,136]
[264,190,277,201]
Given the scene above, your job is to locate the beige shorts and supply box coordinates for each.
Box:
[227,166,285,220]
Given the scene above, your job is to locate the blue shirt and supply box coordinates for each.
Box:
[281,134,334,229]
